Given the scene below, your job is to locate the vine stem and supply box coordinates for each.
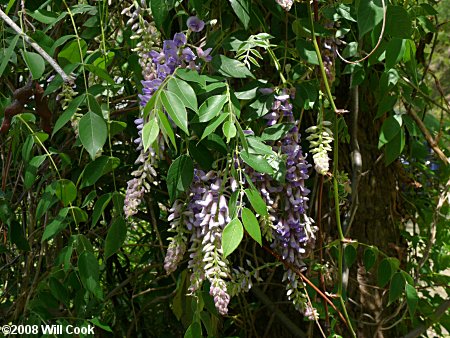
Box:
[0,9,73,83]
[307,5,356,338]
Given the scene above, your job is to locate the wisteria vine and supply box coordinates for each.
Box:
[124,13,319,318]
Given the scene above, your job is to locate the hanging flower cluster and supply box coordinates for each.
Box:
[306,121,333,175]
[256,89,318,313]
[124,16,210,218]
[165,169,236,315]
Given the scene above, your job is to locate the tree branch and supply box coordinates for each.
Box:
[401,300,450,338]
[0,9,73,84]
[406,107,449,165]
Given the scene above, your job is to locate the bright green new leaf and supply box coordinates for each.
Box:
[405,283,418,318]
[222,120,237,142]
[200,113,228,141]
[241,208,262,246]
[245,189,268,216]
[167,77,198,112]
[240,151,274,174]
[199,95,227,122]
[161,91,189,135]
[222,218,244,258]
[142,117,160,152]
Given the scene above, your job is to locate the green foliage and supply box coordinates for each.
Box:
[0,0,449,337]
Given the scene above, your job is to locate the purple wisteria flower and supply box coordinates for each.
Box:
[251,89,317,313]
[187,16,205,32]
[182,169,233,315]
[196,47,212,62]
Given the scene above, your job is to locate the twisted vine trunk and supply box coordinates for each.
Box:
[344,85,405,338]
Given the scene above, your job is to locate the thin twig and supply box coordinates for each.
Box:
[0,9,73,84]
[335,0,387,65]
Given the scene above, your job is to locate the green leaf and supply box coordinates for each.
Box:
[240,151,273,174]
[189,141,213,170]
[41,207,69,242]
[78,251,102,299]
[80,156,120,188]
[211,55,254,78]
[344,244,358,268]
[69,206,88,223]
[384,128,405,165]
[363,247,378,270]
[260,123,294,141]
[184,322,202,338]
[167,155,194,203]
[375,94,398,119]
[22,134,34,163]
[23,51,45,79]
[245,189,268,216]
[241,208,262,245]
[296,39,319,65]
[52,94,85,135]
[378,257,399,287]
[161,91,189,135]
[104,217,127,259]
[342,42,359,58]
[167,77,198,112]
[229,0,251,29]
[378,115,402,147]
[385,38,406,69]
[78,111,108,160]
[176,68,206,87]
[157,109,177,150]
[222,218,244,258]
[49,277,69,306]
[54,179,77,206]
[222,120,237,142]
[247,137,274,156]
[58,39,87,67]
[0,35,19,77]
[150,0,170,31]
[142,117,160,152]
[91,193,112,228]
[357,0,384,38]
[378,258,392,287]
[405,283,418,318]
[198,95,227,123]
[385,6,412,38]
[389,272,405,305]
[200,113,229,141]
[89,318,113,333]
[24,155,46,189]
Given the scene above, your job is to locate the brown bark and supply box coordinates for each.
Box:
[342,85,406,338]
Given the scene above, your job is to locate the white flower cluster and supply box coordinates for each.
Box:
[306,121,333,175]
